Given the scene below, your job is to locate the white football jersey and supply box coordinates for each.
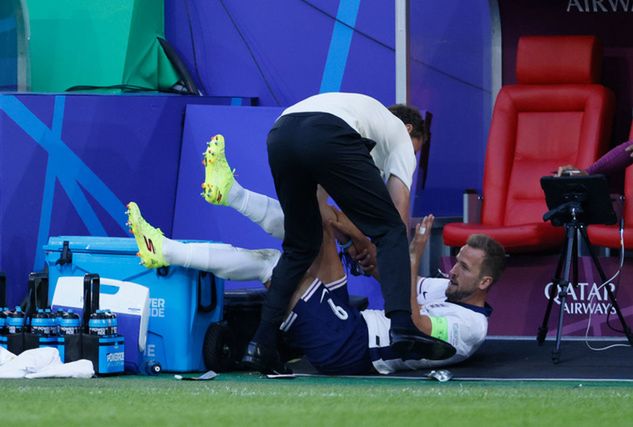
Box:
[361,277,491,374]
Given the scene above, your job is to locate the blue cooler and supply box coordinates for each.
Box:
[45,236,224,372]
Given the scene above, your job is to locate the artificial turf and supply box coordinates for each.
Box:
[1,373,632,426]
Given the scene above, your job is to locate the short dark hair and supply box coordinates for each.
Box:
[466,234,506,284]
[388,104,424,139]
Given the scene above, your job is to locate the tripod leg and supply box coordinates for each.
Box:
[552,286,568,364]
[580,228,633,346]
[537,284,558,345]
[572,229,579,295]
[552,225,576,363]
[538,231,569,345]
[553,230,580,363]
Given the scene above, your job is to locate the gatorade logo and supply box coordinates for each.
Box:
[143,236,155,254]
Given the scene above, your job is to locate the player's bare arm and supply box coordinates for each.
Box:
[386,174,410,231]
[409,215,434,335]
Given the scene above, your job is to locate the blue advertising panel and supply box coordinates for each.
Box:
[0,94,236,306]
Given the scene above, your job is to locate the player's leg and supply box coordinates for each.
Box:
[168,242,280,283]
[201,134,284,239]
[126,202,280,283]
[306,206,350,303]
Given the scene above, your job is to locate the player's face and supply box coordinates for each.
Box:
[446,245,486,303]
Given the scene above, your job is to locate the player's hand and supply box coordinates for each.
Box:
[330,218,377,276]
[410,214,434,260]
[352,246,377,275]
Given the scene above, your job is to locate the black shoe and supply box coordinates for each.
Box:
[241,341,293,375]
[389,328,457,361]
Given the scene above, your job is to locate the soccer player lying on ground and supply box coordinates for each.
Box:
[126,152,506,374]
[282,211,506,374]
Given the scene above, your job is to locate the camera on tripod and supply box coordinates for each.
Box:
[538,174,633,363]
[541,174,616,227]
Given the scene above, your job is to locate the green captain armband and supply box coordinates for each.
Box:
[429,316,449,342]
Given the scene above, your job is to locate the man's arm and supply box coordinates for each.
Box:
[328,208,379,279]
[386,175,411,232]
[409,215,434,335]
[558,140,633,177]
[312,187,348,282]
[586,140,633,176]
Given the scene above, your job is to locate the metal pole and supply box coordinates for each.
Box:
[395,0,409,104]
[488,0,502,109]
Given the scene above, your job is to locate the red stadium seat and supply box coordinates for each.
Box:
[443,35,614,253]
[587,124,633,248]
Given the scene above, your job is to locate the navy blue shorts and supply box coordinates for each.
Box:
[280,277,373,375]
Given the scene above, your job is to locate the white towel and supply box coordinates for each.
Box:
[0,347,60,378]
[0,347,94,379]
[26,359,94,379]
[0,346,16,366]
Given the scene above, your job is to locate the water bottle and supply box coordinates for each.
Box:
[103,309,118,336]
[88,310,108,336]
[45,309,57,336]
[54,308,66,335]
[59,310,81,336]
[109,311,118,336]
[7,306,25,334]
[30,308,54,336]
[0,308,7,335]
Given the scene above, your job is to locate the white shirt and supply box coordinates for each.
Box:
[281,92,417,190]
[361,277,490,374]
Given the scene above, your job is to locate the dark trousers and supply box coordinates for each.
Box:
[263,112,411,325]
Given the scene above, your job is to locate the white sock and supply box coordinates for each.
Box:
[163,239,281,283]
[227,180,285,240]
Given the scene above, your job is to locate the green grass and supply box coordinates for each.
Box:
[0,373,632,426]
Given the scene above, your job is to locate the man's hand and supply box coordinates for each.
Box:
[351,244,377,277]
[328,212,378,277]
[410,215,434,263]
[556,165,587,177]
